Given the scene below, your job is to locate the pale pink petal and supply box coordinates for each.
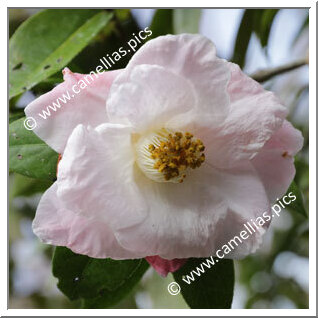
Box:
[107,65,196,131]
[111,34,231,125]
[145,256,187,277]
[252,120,304,202]
[33,183,142,259]
[202,62,288,169]
[210,209,267,259]
[56,123,147,230]
[25,68,121,153]
[114,162,270,259]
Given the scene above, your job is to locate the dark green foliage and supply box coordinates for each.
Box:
[9,117,58,180]
[173,258,234,309]
[52,247,149,308]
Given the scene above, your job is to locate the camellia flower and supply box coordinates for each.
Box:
[25,34,303,277]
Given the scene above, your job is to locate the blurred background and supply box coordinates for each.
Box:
[9,8,309,309]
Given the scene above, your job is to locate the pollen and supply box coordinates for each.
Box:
[135,129,206,183]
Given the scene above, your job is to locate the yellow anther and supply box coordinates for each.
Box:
[148,144,155,151]
[146,130,206,182]
[175,132,183,139]
[153,161,161,169]
[158,163,167,172]
[185,132,193,139]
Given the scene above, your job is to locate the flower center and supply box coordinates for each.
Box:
[135,128,205,183]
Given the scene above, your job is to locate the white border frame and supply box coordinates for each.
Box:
[3,0,316,316]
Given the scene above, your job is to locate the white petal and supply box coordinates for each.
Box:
[25,68,121,153]
[56,123,147,230]
[252,120,304,202]
[202,62,288,169]
[114,162,270,259]
[109,34,231,126]
[107,64,196,131]
[33,183,142,259]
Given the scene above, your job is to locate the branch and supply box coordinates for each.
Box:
[250,57,308,83]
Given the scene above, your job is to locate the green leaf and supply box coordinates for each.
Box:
[232,9,278,66]
[52,247,149,308]
[9,117,58,180]
[173,258,234,309]
[149,9,201,39]
[149,9,173,39]
[72,10,140,72]
[9,9,113,98]
[11,173,53,197]
[114,9,131,21]
[231,9,255,68]
[286,181,307,217]
[255,9,279,48]
[173,9,201,34]
[9,112,25,124]
[294,155,309,195]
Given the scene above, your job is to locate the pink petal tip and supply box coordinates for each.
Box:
[145,255,187,277]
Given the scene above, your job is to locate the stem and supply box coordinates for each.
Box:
[250,57,308,83]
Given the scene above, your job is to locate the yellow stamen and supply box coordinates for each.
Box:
[135,129,206,183]
[147,130,205,183]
